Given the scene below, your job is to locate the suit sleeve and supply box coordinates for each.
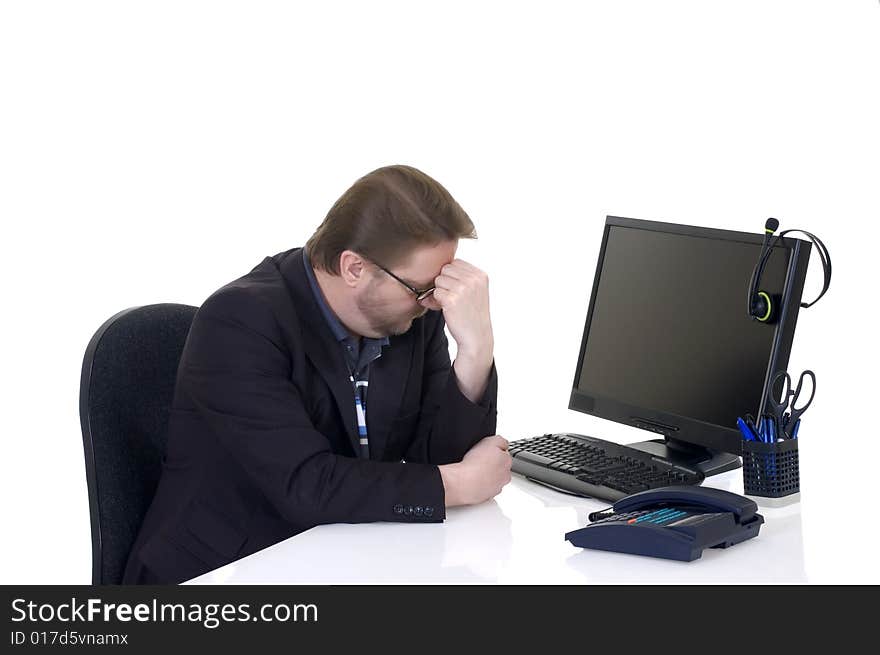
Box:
[403,311,498,465]
[177,289,447,528]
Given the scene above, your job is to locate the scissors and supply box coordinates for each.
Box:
[765,369,816,440]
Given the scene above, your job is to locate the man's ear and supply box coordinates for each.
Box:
[338,250,367,288]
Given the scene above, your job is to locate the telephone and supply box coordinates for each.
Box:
[565,486,764,561]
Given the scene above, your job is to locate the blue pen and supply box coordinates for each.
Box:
[791,418,800,440]
[749,417,761,442]
[737,417,758,442]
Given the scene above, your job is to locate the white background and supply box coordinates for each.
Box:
[1,1,878,584]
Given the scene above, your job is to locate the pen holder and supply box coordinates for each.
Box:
[741,438,799,498]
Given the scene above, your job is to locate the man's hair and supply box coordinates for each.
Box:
[306,164,476,275]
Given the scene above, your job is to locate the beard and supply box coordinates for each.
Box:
[355,279,428,337]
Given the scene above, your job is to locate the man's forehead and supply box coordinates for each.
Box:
[399,240,457,282]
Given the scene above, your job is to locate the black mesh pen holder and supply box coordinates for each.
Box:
[742,438,799,498]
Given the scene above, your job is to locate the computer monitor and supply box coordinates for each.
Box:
[569,216,812,476]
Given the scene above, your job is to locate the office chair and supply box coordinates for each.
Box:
[78,303,198,584]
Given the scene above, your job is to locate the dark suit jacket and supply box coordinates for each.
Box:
[122,247,498,584]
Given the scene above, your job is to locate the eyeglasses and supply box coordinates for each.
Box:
[371,261,436,301]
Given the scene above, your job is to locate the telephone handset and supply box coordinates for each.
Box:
[611,486,759,521]
[565,486,764,561]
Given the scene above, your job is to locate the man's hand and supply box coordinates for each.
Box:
[419,259,494,403]
[438,435,512,507]
[419,259,493,363]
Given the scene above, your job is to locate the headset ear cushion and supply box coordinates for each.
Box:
[751,292,773,322]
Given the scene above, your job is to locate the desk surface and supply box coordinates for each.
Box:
[186,470,819,585]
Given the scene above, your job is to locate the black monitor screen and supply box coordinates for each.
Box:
[575,224,790,430]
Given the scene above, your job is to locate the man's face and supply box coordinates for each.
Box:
[355,239,457,338]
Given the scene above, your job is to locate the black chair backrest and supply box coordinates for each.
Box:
[79,303,198,584]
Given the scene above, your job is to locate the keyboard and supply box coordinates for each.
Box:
[509,433,705,502]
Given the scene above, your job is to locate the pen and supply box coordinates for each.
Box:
[737,416,758,442]
[791,418,800,440]
[746,414,760,436]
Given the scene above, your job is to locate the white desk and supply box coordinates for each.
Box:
[186,471,811,585]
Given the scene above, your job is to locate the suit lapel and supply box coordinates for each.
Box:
[299,319,362,455]
[361,333,413,461]
[277,247,412,460]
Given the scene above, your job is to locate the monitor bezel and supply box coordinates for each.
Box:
[568,215,811,456]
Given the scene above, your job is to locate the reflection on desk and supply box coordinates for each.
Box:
[187,499,513,584]
[185,470,806,584]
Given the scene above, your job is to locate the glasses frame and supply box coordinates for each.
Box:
[371,261,436,301]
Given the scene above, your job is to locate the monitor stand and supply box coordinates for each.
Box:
[625,437,741,477]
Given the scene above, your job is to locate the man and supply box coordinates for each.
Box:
[122,164,512,584]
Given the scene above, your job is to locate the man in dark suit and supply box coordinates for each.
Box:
[123,164,511,584]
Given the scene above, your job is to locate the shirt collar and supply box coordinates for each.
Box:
[302,246,390,348]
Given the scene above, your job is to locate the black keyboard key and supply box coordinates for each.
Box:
[576,473,605,486]
[513,451,556,467]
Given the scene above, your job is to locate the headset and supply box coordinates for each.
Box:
[747,217,832,323]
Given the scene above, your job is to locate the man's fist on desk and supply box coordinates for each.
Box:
[439,435,512,507]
